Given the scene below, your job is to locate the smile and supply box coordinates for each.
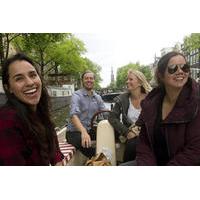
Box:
[23,88,37,94]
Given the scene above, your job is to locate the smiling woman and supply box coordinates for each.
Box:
[0,53,64,166]
[135,51,200,166]
[7,59,42,111]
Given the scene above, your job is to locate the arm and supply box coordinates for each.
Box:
[108,102,129,136]
[135,112,157,166]
[136,125,157,166]
[69,93,91,148]
[0,112,27,165]
[167,115,200,166]
[71,115,91,148]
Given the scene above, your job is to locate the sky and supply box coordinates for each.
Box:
[1,0,197,88]
[75,32,191,87]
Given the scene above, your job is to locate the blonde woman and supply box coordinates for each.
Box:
[108,69,151,163]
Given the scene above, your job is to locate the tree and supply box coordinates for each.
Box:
[0,33,21,74]
[7,33,104,89]
[45,34,87,85]
[183,33,200,66]
[183,33,200,51]
[12,33,69,77]
[116,62,152,89]
[52,36,86,74]
[140,65,153,81]
[116,63,139,89]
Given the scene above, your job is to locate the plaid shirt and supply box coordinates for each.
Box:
[0,106,64,166]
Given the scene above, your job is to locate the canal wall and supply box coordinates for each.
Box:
[50,96,71,111]
[0,92,71,111]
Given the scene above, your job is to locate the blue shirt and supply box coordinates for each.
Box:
[68,88,106,132]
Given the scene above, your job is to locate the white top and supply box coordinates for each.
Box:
[127,98,141,123]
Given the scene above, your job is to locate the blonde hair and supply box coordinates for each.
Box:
[127,69,152,93]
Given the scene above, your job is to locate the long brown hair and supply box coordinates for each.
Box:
[2,53,56,164]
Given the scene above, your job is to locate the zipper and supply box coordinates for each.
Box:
[164,128,170,158]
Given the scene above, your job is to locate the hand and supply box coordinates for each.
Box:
[127,131,136,140]
[127,124,141,140]
[81,130,92,148]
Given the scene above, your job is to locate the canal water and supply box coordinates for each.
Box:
[52,102,113,128]
[51,106,70,128]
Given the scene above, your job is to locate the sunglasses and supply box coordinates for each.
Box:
[167,64,190,74]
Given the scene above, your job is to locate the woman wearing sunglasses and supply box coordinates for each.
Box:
[135,51,200,166]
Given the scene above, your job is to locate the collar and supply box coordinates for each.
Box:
[82,88,95,97]
[140,79,199,124]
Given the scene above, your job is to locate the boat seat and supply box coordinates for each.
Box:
[59,142,76,163]
[59,141,88,166]
[57,126,89,165]
[57,126,77,164]
[57,123,124,165]
[96,120,116,165]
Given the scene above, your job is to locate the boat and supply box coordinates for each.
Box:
[101,92,122,103]
[57,110,125,166]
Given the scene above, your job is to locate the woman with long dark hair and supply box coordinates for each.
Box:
[0,53,64,165]
[135,51,200,165]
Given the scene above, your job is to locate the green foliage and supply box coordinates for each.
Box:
[140,65,152,81]
[48,34,86,76]
[12,33,70,75]
[11,33,104,88]
[1,33,104,89]
[0,33,21,72]
[116,62,152,89]
[116,63,139,88]
[183,33,200,52]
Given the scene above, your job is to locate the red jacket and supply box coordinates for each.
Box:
[136,79,200,166]
[0,106,64,165]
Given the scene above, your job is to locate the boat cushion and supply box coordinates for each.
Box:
[59,142,76,162]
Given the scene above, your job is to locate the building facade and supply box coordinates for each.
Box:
[185,49,200,80]
[181,44,200,80]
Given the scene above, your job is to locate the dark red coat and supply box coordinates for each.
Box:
[0,106,64,165]
[136,79,200,166]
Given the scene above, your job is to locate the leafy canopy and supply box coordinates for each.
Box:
[183,33,200,51]
[116,62,152,89]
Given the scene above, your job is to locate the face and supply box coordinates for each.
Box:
[7,60,42,111]
[126,73,141,92]
[162,55,189,90]
[82,72,95,90]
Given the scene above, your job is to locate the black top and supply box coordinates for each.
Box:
[153,95,169,166]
